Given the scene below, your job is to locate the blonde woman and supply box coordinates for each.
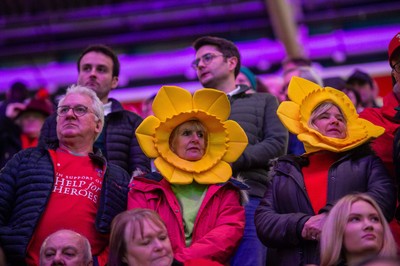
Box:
[320,194,397,266]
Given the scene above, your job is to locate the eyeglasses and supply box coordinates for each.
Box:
[392,61,400,74]
[191,53,224,70]
[57,105,91,117]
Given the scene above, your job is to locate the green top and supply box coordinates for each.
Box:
[171,182,208,246]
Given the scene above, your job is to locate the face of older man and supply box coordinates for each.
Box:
[56,93,101,145]
[40,230,92,266]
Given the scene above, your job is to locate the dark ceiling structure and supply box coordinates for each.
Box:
[0,0,399,99]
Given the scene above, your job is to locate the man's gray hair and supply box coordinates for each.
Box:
[58,84,104,140]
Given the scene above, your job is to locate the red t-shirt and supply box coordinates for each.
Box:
[26,148,108,266]
[302,151,338,214]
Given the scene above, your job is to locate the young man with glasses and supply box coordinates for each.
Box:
[40,44,151,177]
[359,32,400,247]
[192,36,288,266]
[0,85,131,265]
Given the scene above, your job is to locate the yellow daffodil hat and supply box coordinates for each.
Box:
[135,85,248,184]
[277,76,384,154]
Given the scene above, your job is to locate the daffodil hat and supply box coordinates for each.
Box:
[135,85,248,184]
[277,77,384,154]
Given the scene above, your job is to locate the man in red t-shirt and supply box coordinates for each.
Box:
[0,85,130,265]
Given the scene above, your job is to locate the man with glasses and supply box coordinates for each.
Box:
[192,36,288,266]
[0,85,130,265]
[359,32,400,246]
[40,44,151,177]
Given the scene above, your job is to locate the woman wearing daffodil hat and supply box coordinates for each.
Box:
[255,77,396,266]
[127,85,249,264]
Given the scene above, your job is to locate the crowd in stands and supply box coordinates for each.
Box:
[0,31,399,266]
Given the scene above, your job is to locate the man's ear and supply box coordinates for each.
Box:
[95,119,103,135]
[227,57,238,72]
[111,76,119,90]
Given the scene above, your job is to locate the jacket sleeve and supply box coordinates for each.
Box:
[232,94,288,172]
[174,188,245,264]
[365,155,396,221]
[0,152,19,228]
[254,181,310,249]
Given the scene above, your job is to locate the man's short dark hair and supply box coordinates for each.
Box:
[192,36,241,77]
[77,44,120,77]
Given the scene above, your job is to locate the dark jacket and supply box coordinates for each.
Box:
[255,144,396,266]
[229,85,288,197]
[39,98,151,175]
[0,143,131,265]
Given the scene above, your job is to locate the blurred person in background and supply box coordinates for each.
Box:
[0,81,29,117]
[346,69,381,109]
[0,88,53,168]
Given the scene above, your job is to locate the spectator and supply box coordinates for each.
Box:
[346,69,380,109]
[0,81,29,117]
[320,194,397,266]
[128,85,248,264]
[0,85,130,265]
[39,229,93,266]
[0,88,54,168]
[236,66,257,93]
[192,36,287,266]
[39,44,150,177]
[108,208,175,266]
[255,77,396,266]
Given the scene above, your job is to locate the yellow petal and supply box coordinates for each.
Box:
[277,101,302,135]
[193,161,232,184]
[223,120,248,162]
[288,77,322,104]
[152,86,193,121]
[193,89,230,121]
[135,116,160,158]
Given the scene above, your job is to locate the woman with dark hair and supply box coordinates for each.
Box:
[255,77,396,266]
[320,194,397,266]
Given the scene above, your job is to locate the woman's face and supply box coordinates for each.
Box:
[343,200,383,258]
[170,121,206,161]
[312,105,347,139]
[123,220,173,266]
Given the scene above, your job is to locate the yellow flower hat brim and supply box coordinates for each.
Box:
[277,77,385,153]
[135,85,248,184]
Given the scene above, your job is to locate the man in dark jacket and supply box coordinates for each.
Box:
[192,36,288,266]
[39,44,151,177]
[0,85,131,265]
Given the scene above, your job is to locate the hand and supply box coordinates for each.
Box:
[301,213,327,241]
[5,102,26,119]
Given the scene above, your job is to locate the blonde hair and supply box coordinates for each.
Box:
[308,101,346,130]
[320,194,397,266]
